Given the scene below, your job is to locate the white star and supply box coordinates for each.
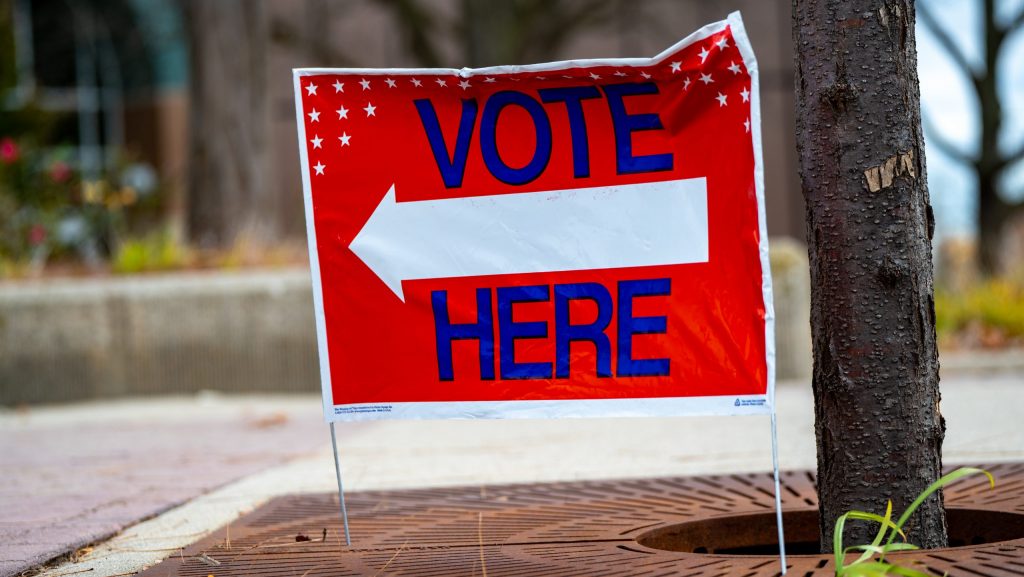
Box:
[359,78,371,90]
[716,92,728,107]
[715,36,729,50]
[683,77,691,90]
[589,72,601,80]
[305,83,317,96]
[483,77,496,83]
[385,78,397,88]
[411,78,422,87]
[698,47,710,63]
[614,70,627,77]
[741,87,750,102]
[435,78,447,87]
[640,71,652,79]
[339,132,351,146]
[308,108,320,122]
[313,161,325,175]
[459,79,471,90]
[363,103,376,116]
[310,135,323,149]
[699,72,713,85]
[333,80,344,93]
[728,61,743,74]
[669,61,682,73]
[336,105,348,119]
[744,118,751,133]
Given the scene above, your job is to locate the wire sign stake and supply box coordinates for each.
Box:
[329,422,351,546]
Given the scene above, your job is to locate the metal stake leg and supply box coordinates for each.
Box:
[770,409,787,574]
[329,422,352,546]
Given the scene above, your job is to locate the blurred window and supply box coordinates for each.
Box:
[5,0,185,177]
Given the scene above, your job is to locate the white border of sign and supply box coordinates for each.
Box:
[294,11,775,424]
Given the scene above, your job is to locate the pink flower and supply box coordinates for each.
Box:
[0,138,18,163]
[28,224,47,246]
[49,161,71,183]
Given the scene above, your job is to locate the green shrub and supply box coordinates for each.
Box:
[112,232,189,274]
[935,279,1024,345]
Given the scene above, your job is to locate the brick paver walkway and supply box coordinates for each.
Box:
[0,396,328,576]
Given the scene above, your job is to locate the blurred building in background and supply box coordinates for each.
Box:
[264,0,806,243]
[0,0,814,404]
[2,0,1021,404]
[2,0,804,253]
[3,0,187,183]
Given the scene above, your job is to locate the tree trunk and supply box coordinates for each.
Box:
[976,0,1005,277]
[792,0,947,551]
[462,0,520,67]
[977,171,1008,276]
[183,0,275,248]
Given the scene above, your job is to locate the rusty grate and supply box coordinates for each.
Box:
[138,463,1024,576]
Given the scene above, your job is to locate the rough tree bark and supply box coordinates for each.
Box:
[183,0,276,248]
[792,0,946,551]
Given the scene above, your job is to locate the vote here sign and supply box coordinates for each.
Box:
[294,12,774,422]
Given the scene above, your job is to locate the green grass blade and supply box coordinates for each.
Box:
[834,468,991,575]
[834,511,849,570]
[878,543,921,553]
[845,543,920,556]
[838,565,891,577]
[844,511,907,541]
[835,507,908,572]
[885,468,994,548]
[859,562,933,577]
[842,561,933,577]
[872,501,894,548]
[847,500,896,567]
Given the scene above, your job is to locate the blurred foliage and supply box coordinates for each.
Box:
[211,234,308,270]
[936,278,1024,348]
[112,230,189,274]
[0,1,167,277]
[0,126,166,277]
[769,238,806,273]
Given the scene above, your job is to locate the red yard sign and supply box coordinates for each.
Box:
[294,12,775,422]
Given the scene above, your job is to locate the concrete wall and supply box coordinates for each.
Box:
[0,270,319,405]
[770,238,812,382]
[0,253,810,406]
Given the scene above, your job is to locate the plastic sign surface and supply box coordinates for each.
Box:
[294,12,775,422]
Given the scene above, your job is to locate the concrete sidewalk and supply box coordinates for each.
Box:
[3,373,1023,577]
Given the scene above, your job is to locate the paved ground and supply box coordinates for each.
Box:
[2,372,1022,577]
[0,394,334,577]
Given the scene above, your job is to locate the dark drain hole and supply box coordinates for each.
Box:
[635,509,1024,555]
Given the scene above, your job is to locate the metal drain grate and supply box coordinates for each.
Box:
[138,463,1024,576]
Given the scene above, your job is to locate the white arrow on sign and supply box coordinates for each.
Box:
[349,177,709,302]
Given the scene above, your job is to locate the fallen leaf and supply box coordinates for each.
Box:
[250,412,289,429]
